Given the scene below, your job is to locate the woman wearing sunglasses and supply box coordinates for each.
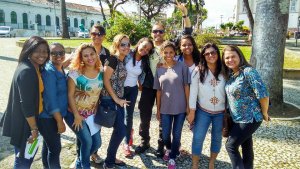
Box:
[187,43,226,169]
[100,34,130,169]
[37,43,67,169]
[122,37,154,158]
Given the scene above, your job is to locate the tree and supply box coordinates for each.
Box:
[98,0,108,25]
[225,22,234,31]
[233,20,244,32]
[60,0,69,38]
[250,0,290,114]
[242,0,254,32]
[97,0,130,19]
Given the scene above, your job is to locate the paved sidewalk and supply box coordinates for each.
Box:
[0,38,299,169]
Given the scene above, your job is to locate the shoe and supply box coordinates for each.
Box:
[128,129,134,146]
[135,143,150,154]
[168,159,176,169]
[91,153,103,164]
[155,148,164,158]
[123,144,134,158]
[114,159,126,166]
[103,163,115,169]
[163,149,171,162]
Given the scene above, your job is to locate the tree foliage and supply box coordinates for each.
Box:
[96,0,130,19]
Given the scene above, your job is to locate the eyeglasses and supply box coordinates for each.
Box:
[152,30,165,34]
[50,51,65,57]
[91,32,105,37]
[120,42,131,48]
[204,50,217,57]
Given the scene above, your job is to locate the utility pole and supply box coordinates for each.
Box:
[220,15,223,25]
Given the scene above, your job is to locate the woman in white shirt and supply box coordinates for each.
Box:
[123,38,154,158]
[187,43,226,169]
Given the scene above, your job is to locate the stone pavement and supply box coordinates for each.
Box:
[0,38,299,169]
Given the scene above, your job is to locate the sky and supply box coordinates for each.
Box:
[66,0,237,28]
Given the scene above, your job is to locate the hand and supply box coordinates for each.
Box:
[115,98,130,107]
[176,0,188,16]
[57,121,66,134]
[263,114,271,122]
[187,112,195,124]
[72,114,83,131]
[27,129,39,143]
[156,110,161,121]
[138,85,143,91]
[156,62,163,68]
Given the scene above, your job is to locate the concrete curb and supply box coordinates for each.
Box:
[271,101,300,121]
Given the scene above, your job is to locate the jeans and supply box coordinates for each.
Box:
[192,109,224,155]
[225,120,262,169]
[37,118,62,169]
[101,97,126,167]
[65,112,101,169]
[138,87,164,148]
[14,147,36,169]
[123,86,138,144]
[161,113,186,159]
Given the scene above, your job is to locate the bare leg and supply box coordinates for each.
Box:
[192,155,200,169]
[209,152,218,169]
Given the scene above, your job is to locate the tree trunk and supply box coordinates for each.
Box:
[250,0,290,115]
[60,0,70,39]
[242,0,254,32]
[98,0,107,26]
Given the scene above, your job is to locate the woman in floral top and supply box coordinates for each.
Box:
[222,45,270,169]
[65,43,103,169]
[100,34,130,169]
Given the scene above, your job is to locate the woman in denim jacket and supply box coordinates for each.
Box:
[38,43,67,169]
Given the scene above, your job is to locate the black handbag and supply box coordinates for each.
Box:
[94,105,117,128]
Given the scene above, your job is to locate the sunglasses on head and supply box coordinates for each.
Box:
[204,50,217,57]
[152,30,165,34]
[50,51,65,57]
[91,32,105,37]
[120,42,131,47]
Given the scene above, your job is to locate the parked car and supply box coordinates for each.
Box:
[0,26,15,37]
[77,30,89,38]
[234,32,248,36]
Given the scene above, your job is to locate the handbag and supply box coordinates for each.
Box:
[222,109,233,138]
[94,60,120,128]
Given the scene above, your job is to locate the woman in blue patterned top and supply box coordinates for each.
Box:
[222,45,270,169]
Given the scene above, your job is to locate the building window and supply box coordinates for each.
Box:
[11,11,17,24]
[81,19,85,27]
[56,16,59,27]
[290,0,297,12]
[90,20,94,27]
[36,14,42,26]
[74,18,78,27]
[46,15,51,26]
[0,10,4,24]
[97,21,100,24]
[23,13,28,29]
[67,17,70,27]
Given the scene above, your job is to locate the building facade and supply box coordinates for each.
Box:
[235,0,300,31]
[0,0,106,37]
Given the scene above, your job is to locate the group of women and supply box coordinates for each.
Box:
[1,11,269,169]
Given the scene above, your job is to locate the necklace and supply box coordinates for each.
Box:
[165,61,175,69]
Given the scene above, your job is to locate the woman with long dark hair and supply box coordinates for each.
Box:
[1,36,50,168]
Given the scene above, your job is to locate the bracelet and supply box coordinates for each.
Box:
[182,15,187,18]
[31,128,38,132]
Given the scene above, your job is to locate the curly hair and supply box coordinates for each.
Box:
[70,43,101,74]
[110,34,130,55]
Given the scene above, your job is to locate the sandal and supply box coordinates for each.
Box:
[114,159,126,166]
[91,154,103,164]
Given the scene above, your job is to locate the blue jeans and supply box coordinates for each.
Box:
[123,86,138,144]
[65,112,101,169]
[37,118,62,169]
[161,113,186,159]
[101,97,126,167]
[192,109,224,155]
[14,146,36,169]
[225,121,262,169]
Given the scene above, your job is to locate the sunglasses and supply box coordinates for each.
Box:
[50,51,65,57]
[152,30,165,34]
[91,32,105,37]
[120,42,131,47]
[204,50,217,57]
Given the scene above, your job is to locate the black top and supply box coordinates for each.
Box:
[1,60,39,158]
[99,47,110,67]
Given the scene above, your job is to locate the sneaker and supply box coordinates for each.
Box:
[168,159,176,169]
[135,143,150,154]
[123,144,134,158]
[91,153,103,164]
[163,149,171,162]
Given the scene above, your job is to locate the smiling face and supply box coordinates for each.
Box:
[162,46,176,64]
[151,24,165,44]
[223,50,241,72]
[204,47,218,65]
[50,45,65,67]
[180,38,194,56]
[137,41,153,57]
[30,43,49,68]
[81,47,97,67]
[117,37,131,57]
[90,27,105,45]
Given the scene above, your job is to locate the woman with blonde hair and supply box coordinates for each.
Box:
[65,43,103,169]
[100,34,130,169]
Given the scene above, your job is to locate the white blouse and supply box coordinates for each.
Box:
[124,59,142,87]
[189,66,226,113]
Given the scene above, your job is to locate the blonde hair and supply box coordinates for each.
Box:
[110,34,130,55]
[70,43,101,73]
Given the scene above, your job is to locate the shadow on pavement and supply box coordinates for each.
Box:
[0,56,18,62]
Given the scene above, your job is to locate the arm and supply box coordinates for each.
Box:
[67,78,83,131]
[156,90,162,121]
[184,84,190,114]
[259,97,270,122]
[176,1,191,28]
[187,69,199,124]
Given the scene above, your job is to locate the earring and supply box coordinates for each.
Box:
[80,61,84,66]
